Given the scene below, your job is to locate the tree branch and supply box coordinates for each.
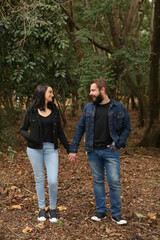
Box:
[122,0,143,36]
[60,3,113,54]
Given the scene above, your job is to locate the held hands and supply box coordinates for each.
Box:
[68,153,78,162]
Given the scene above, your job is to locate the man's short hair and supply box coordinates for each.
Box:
[91,78,109,94]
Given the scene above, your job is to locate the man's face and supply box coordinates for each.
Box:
[90,83,103,104]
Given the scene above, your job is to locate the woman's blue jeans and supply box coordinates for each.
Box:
[87,148,121,217]
[27,142,58,210]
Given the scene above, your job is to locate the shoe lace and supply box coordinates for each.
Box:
[50,210,57,218]
[39,209,46,217]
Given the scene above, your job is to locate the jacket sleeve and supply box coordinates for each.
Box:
[69,108,86,153]
[20,109,31,141]
[116,105,131,149]
[57,111,70,154]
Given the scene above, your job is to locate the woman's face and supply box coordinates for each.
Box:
[45,86,54,103]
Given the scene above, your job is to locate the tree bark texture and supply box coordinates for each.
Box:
[140,0,160,147]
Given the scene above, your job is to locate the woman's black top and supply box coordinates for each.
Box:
[39,112,54,143]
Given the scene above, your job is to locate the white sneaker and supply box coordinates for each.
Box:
[112,215,127,225]
[49,209,58,223]
[37,209,46,221]
[91,212,106,222]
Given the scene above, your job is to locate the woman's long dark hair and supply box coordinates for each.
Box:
[30,83,54,110]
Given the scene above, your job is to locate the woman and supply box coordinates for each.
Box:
[20,83,69,222]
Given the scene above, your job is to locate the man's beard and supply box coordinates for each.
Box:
[93,93,103,105]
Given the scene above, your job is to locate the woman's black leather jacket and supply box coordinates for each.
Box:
[20,104,69,153]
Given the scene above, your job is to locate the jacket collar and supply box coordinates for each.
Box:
[90,98,117,107]
[31,103,58,112]
[109,98,118,106]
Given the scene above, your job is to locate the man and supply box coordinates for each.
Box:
[69,78,131,225]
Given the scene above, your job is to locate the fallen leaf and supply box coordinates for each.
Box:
[0,187,4,195]
[146,213,156,220]
[10,186,18,190]
[33,195,37,200]
[135,213,145,219]
[16,194,25,198]
[90,201,95,205]
[36,222,45,229]
[11,228,18,231]
[106,227,112,233]
[12,205,22,210]
[110,233,122,237]
[9,192,15,199]
[45,206,50,211]
[57,206,67,211]
[22,226,33,234]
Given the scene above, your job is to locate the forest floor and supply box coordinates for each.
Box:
[0,109,160,240]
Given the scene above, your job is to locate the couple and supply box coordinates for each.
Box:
[20,78,131,225]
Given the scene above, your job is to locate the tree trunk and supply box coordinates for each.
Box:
[140,0,160,147]
[63,0,85,115]
[131,96,138,110]
[123,72,150,126]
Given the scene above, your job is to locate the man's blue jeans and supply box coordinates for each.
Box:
[87,148,121,217]
[27,142,58,210]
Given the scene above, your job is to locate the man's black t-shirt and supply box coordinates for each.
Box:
[93,102,113,149]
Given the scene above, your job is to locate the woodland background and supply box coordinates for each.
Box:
[0,0,160,239]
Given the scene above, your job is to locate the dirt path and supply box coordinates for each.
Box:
[0,110,160,240]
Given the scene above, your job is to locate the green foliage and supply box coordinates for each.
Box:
[7,146,17,163]
[73,0,130,46]
[57,219,63,228]
[111,46,150,82]
[0,0,71,103]
[0,0,77,137]
[70,0,152,104]
[75,52,115,105]
[100,224,105,230]
[0,110,17,152]
[0,0,154,134]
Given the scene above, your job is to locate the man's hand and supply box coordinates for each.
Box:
[68,153,78,162]
[107,144,117,150]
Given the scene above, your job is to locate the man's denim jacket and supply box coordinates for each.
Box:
[70,98,131,153]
